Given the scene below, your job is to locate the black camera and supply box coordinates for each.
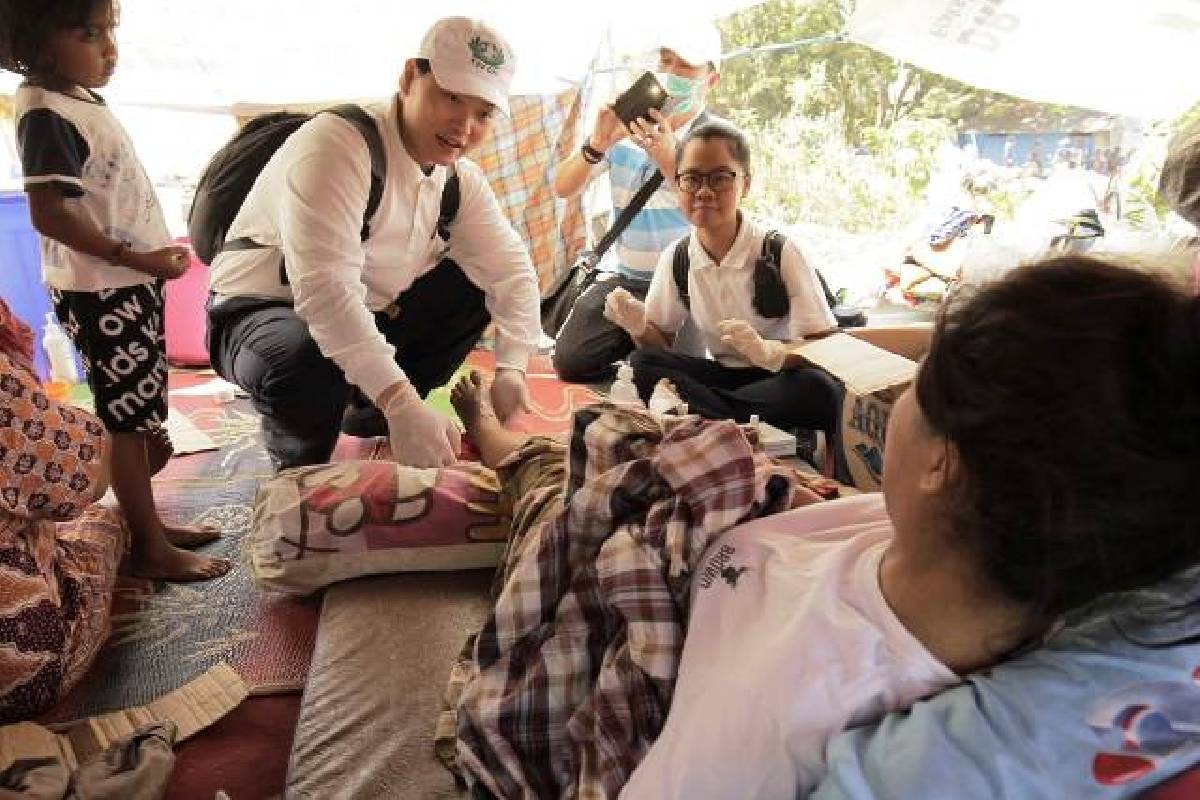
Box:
[612,71,669,126]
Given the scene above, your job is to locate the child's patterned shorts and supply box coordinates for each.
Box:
[51,280,168,433]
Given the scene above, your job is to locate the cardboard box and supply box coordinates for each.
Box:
[794,325,931,491]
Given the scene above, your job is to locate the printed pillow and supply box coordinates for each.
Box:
[248,460,509,595]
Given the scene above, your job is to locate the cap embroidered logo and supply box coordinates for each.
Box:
[469,36,505,74]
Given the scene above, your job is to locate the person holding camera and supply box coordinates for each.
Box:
[206,17,541,471]
[549,20,723,383]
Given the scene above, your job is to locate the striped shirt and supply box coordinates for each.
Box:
[598,115,708,283]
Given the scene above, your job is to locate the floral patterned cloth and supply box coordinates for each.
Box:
[0,298,125,722]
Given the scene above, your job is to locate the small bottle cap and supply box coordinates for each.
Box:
[43,380,69,401]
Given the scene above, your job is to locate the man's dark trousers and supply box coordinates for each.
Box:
[207,258,489,469]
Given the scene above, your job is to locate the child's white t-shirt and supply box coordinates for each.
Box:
[14,83,171,291]
[621,493,958,800]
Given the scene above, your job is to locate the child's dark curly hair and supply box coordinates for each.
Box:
[0,0,117,76]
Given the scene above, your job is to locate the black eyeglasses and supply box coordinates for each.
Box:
[675,168,743,193]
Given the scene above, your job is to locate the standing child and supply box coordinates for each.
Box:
[1,0,229,581]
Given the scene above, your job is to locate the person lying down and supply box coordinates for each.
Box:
[445,253,1200,799]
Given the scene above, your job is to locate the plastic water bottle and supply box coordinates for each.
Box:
[42,312,79,399]
[609,362,643,406]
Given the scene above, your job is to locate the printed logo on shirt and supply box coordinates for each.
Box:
[721,565,749,588]
[699,543,749,590]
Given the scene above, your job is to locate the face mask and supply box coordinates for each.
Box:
[657,72,704,116]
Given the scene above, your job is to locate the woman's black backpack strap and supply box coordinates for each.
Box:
[674,230,791,318]
[673,235,693,310]
[752,230,790,319]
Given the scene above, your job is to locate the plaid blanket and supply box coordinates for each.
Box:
[454,405,801,799]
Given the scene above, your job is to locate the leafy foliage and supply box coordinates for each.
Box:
[713,0,1085,146]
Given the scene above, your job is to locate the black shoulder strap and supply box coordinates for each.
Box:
[593,170,664,261]
[673,235,692,310]
[436,164,459,241]
[815,269,840,311]
[326,104,385,241]
[762,229,785,268]
[764,228,840,310]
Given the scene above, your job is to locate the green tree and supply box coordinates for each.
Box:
[714,0,1085,145]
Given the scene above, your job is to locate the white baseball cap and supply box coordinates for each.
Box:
[657,19,723,70]
[417,17,517,115]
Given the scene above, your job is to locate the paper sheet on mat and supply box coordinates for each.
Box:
[166,411,218,455]
[169,377,248,399]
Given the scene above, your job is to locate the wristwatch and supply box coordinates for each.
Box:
[580,140,604,165]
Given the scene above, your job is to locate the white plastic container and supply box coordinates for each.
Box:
[609,362,643,406]
[648,378,685,414]
[42,312,80,384]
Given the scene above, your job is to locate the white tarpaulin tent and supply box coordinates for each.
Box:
[0,1,754,107]
[0,1,756,209]
[847,0,1200,120]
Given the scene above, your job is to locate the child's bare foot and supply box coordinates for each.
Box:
[146,426,174,476]
[163,523,221,549]
[450,370,496,431]
[132,545,231,583]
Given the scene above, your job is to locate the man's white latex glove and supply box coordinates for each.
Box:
[603,287,648,337]
[491,367,531,422]
[382,381,460,468]
[718,319,790,372]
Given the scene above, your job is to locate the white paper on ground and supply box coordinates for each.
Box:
[165,412,218,455]
[168,377,248,399]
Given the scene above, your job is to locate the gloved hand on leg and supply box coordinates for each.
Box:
[602,287,648,337]
[382,380,460,467]
[490,367,531,422]
[718,319,790,372]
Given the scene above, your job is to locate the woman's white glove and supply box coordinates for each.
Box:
[719,319,790,372]
[382,381,460,467]
[603,287,648,337]
[490,367,531,422]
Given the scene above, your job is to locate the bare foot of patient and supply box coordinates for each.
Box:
[451,371,527,468]
[450,369,496,433]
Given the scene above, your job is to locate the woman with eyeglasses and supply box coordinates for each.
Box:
[603,119,841,452]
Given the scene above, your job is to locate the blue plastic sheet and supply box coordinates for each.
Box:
[0,191,78,379]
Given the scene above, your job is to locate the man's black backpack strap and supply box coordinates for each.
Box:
[325,104,386,241]
[437,165,460,242]
[196,104,388,265]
